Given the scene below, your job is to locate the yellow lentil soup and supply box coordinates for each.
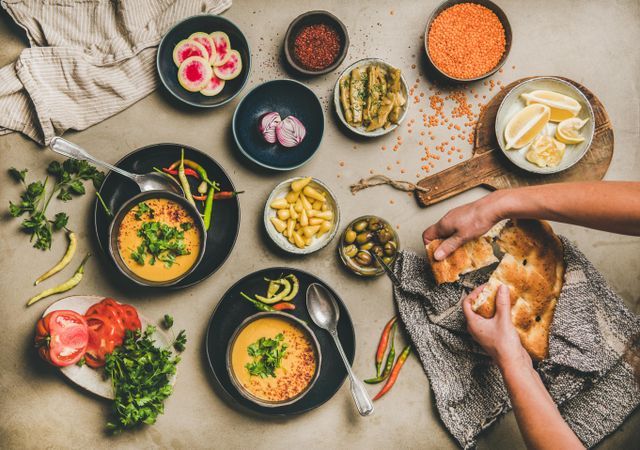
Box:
[230,316,317,403]
[117,197,200,282]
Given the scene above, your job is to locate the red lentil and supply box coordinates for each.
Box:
[427,3,505,79]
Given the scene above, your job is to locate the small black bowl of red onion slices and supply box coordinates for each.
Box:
[232,79,324,171]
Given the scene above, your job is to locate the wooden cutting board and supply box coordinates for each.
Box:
[414,76,614,207]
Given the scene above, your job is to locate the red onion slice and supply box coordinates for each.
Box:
[259,112,281,144]
[276,115,306,148]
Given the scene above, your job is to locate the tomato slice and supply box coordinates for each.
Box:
[85,313,120,367]
[118,304,141,331]
[35,310,89,367]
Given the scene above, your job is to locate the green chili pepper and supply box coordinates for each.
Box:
[34,231,77,285]
[171,159,220,190]
[203,185,214,230]
[364,323,397,384]
[27,253,91,306]
[178,149,195,207]
[240,292,277,312]
[373,345,412,401]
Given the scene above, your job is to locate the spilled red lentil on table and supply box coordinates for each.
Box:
[293,23,341,70]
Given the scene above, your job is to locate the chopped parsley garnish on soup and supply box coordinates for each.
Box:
[117,198,200,282]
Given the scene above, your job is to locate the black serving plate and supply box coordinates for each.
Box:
[93,143,240,289]
[157,14,251,108]
[232,79,324,171]
[205,267,355,415]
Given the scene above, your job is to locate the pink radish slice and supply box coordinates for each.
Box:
[177,56,212,92]
[173,39,208,67]
[189,32,216,65]
[213,50,242,81]
[200,73,225,96]
[210,31,232,67]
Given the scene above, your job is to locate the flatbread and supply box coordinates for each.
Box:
[425,219,565,360]
[426,237,498,284]
[472,220,565,360]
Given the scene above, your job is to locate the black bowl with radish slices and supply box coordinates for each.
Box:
[157,15,251,108]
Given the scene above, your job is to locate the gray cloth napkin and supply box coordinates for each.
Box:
[393,237,640,449]
[0,0,232,145]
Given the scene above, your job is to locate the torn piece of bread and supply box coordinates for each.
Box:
[426,237,498,284]
[472,219,565,360]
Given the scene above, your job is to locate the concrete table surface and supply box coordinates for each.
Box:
[1,1,638,449]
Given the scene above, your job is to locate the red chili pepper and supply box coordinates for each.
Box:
[372,345,411,401]
[272,302,295,311]
[190,191,245,202]
[162,167,199,179]
[375,316,397,377]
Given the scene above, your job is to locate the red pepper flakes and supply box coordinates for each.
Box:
[293,23,341,71]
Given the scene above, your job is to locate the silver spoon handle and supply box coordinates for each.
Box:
[330,330,374,417]
[49,137,137,182]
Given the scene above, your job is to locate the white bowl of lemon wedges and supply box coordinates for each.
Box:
[495,77,595,174]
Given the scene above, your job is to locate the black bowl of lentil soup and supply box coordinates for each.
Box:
[424,0,512,83]
[284,10,349,76]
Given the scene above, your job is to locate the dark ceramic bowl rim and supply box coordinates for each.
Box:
[423,0,512,83]
[338,215,400,278]
[225,311,322,408]
[107,190,207,288]
[283,10,349,76]
[156,14,252,109]
[231,79,325,171]
[94,142,241,290]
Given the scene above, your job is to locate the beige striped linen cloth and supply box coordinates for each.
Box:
[0,0,232,145]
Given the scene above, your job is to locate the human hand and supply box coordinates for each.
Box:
[422,193,503,260]
[462,284,530,369]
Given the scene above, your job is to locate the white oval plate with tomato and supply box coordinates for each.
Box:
[43,295,174,400]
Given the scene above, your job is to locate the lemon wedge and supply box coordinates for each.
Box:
[504,104,550,150]
[521,90,581,122]
[555,117,589,145]
[526,135,566,168]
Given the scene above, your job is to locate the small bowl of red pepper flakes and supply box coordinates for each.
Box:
[284,10,349,76]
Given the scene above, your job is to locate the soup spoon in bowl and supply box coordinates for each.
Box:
[49,136,183,195]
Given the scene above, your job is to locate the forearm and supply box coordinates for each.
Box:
[486,182,640,236]
[500,358,584,450]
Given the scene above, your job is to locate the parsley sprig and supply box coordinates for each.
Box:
[8,160,104,250]
[104,325,186,433]
[245,334,288,378]
[129,203,192,268]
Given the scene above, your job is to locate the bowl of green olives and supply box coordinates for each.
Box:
[338,215,399,277]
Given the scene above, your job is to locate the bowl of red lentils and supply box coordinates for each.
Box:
[284,10,349,76]
[424,0,512,82]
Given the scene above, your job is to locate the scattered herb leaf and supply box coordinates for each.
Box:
[173,330,187,352]
[163,314,174,329]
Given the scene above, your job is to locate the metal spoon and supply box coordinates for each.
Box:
[49,136,182,195]
[306,283,374,416]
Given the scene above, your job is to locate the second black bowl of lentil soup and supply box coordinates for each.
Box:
[283,10,349,76]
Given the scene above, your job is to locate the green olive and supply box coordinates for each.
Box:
[353,220,368,232]
[384,241,397,256]
[343,244,358,257]
[344,229,357,244]
[382,256,394,265]
[372,245,384,257]
[360,242,374,251]
[377,229,392,244]
[355,251,372,266]
[368,218,382,231]
[356,232,372,245]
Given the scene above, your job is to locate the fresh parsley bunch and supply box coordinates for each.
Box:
[104,325,186,432]
[8,160,104,250]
